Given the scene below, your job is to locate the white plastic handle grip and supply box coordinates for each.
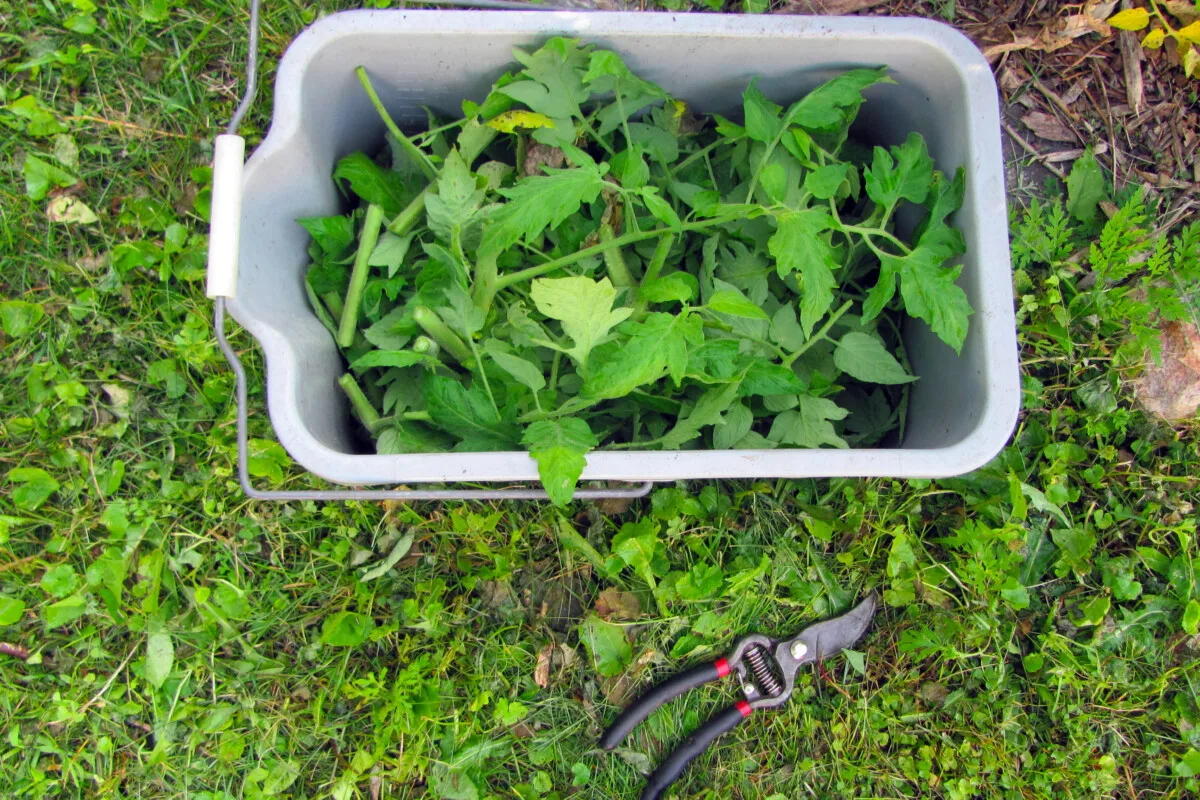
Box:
[206,134,246,299]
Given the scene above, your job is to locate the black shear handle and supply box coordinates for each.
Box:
[598,661,726,750]
[640,704,750,800]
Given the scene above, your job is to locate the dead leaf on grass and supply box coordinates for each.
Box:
[1021,111,1078,142]
[595,588,641,621]
[534,644,554,689]
[599,647,656,706]
[46,196,99,225]
[1135,321,1200,420]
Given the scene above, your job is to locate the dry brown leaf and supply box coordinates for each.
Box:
[595,588,641,621]
[534,644,554,689]
[1021,111,1078,142]
[1164,1,1200,25]
[1136,321,1200,420]
[983,1,1117,61]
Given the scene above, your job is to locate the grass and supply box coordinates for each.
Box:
[2,1,1200,799]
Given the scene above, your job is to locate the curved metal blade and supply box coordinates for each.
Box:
[791,593,877,664]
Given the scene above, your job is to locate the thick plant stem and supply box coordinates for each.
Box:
[413,306,472,363]
[493,214,743,293]
[337,203,386,348]
[412,335,440,358]
[784,299,854,366]
[387,190,428,236]
[338,373,381,430]
[640,232,675,286]
[599,224,637,290]
[355,66,437,181]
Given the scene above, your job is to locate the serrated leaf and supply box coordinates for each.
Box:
[145,631,173,689]
[640,188,681,227]
[742,78,783,143]
[426,148,485,243]
[482,162,607,254]
[612,146,650,190]
[767,395,849,448]
[788,67,891,131]
[368,232,415,277]
[676,563,724,600]
[713,402,754,449]
[833,331,916,384]
[333,152,409,215]
[422,374,518,451]
[531,276,632,374]
[522,418,598,506]
[298,215,355,255]
[894,246,972,355]
[864,132,933,210]
[805,163,851,200]
[659,382,742,449]
[768,210,838,336]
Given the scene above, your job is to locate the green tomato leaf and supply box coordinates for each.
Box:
[742,78,783,143]
[522,418,599,506]
[706,290,769,320]
[583,311,702,400]
[864,132,933,210]
[833,331,916,384]
[804,163,851,200]
[639,272,697,305]
[580,613,631,678]
[768,210,838,336]
[333,152,409,215]
[320,611,375,647]
[659,382,743,450]
[484,340,547,395]
[788,67,892,131]
[423,375,519,451]
[483,158,607,254]
[611,146,650,190]
[767,395,849,449]
[895,247,972,355]
[640,188,681,228]
[298,215,355,255]
[713,402,754,450]
[426,148,485,244]
[351,350,430,371]
[531,276,632,373]
[368,232,415,277]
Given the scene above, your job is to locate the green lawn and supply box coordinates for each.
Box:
[2,2,1199,799]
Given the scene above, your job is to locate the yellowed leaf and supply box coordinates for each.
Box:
[46,196,98,225]
[486,110,556,133]
[1108,7,1151,30]
[1141,28,1167,49]
[1176,21,1200,44]
[1184,44,1200,77]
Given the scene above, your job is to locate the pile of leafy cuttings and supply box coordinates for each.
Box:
[301,38,972,505]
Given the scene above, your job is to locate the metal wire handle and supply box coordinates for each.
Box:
[210,0,653,502]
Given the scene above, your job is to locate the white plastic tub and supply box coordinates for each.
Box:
[225,9,1019,486]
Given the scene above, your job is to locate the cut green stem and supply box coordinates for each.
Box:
[338,373,381,430]
[337,203,386,348]
[413,306,472,364]
[355,66,438,181]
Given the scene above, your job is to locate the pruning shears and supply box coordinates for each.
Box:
[599,594,877,800]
